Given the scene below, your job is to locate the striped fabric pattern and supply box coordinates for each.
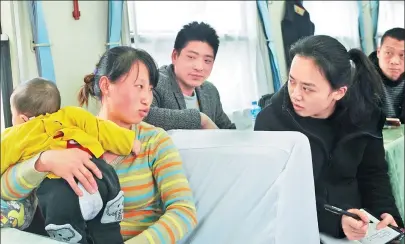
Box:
[0,153,46,200]
[382,81,405,118]
[0,122,197,243]
[115,122,197,243]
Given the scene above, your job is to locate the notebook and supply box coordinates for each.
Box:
[320,209,403,244]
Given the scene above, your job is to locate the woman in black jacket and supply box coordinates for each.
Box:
[255,35,404,240]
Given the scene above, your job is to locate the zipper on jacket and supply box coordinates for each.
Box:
[286,108,331,203]
[286,108,330,157]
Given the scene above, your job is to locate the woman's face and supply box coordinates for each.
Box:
[288,55,346,119]
[100,61,153,127]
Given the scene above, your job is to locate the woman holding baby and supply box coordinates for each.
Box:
[1,46,197,244]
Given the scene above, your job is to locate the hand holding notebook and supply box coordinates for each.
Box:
[322,204,404,244]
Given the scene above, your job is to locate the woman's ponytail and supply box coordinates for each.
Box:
[77,73,96,107]
[344,48,383,124]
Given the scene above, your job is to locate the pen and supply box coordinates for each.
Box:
[324,204,405,235]
[324,204,364,221]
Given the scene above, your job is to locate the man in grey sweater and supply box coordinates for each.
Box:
[369,27,404,123]
[144,21,236,130]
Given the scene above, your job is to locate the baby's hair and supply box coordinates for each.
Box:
[11,78,61,118]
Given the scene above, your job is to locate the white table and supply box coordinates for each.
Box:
[1,228,61,244]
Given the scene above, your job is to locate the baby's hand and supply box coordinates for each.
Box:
[132,140,141,155]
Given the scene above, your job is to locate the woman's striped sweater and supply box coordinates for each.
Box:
[0,122,197,243]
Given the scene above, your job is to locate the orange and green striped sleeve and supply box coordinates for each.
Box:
[125,128,197,244]
[1,153,47,201]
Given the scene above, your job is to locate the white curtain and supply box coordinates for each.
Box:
[127,1,267,114]
[376,1,405,46]
[304,1,361,50]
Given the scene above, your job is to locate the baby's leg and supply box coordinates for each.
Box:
[87,157,124,244]
[36,178,90,244]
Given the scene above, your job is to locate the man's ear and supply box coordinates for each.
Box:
[377,47,381,59]
[333,86,348,101]
[171,49,179,64]
[99,76,110,97]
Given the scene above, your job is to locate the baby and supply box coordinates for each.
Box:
[1,78,139,243]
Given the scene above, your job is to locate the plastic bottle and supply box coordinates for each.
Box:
[250,101,261,126]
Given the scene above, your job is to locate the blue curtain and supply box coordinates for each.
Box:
[357,1,367,52]
[370,1,379,49]
[27,1,56,82]
[107,1,124,49]
[257,1,282,92]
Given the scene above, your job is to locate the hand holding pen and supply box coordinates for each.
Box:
[324,204,403,241]
[341,208,369,241]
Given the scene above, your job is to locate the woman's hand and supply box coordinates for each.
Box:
[132,140,141,155]
[102,151,119,163]
[35,148,102,197]
[341,209,369,240]
[376,213,398,230]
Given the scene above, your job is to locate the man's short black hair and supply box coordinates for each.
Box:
[381,27,405,45]
[174,21,220,58]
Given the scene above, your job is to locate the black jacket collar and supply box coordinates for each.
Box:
[271,84,384,139]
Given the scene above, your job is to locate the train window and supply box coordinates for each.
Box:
[127,1,264,113]
[304,1,361,50]
[376,1,404,46]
